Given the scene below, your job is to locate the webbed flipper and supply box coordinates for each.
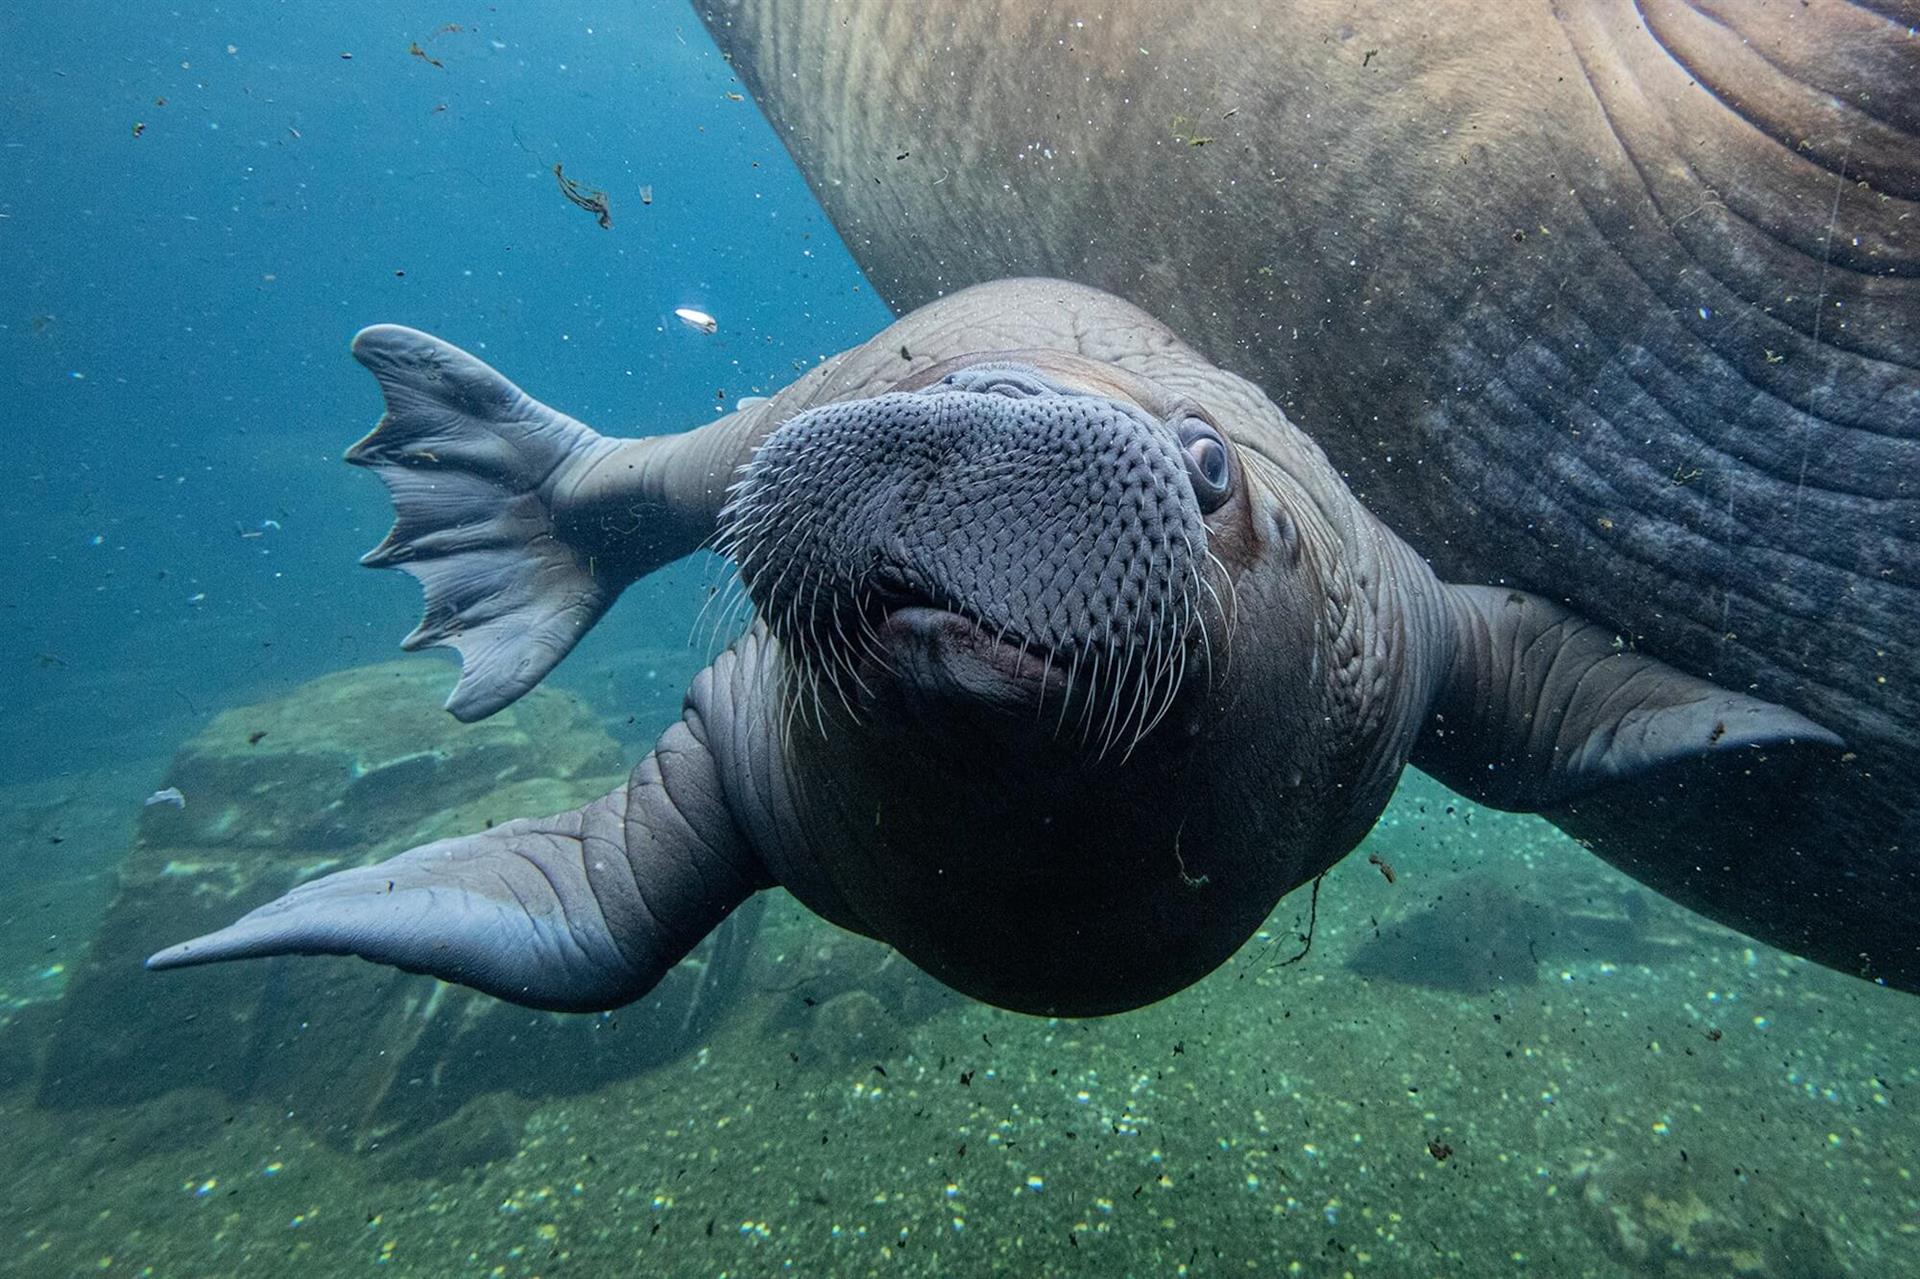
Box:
[347,325,636,720]
[1414,583,1843,811]
[147,719,770,1013]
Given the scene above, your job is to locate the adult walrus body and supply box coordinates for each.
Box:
[148,281,1841,1016]
[694,1,1920,991]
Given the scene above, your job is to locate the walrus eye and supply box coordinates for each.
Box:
[1179,419,1232,512]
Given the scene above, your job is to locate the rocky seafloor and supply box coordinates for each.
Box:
[0,661,1912,1278]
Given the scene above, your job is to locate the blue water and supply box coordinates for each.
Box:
[2,0,886,782]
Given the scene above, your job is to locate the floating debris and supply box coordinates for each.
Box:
[408,41,444,69]
[675,307,718,334]
[554,164,611,228]
[131,121,146,138]
[639,184,653,205]
[144,787,186,809]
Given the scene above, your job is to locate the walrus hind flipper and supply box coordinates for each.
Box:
[146,758,767,1014]
[347,325,618,721]
[1414,583,1845,812]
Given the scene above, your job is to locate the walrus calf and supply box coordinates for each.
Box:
[148,280,1840,1017]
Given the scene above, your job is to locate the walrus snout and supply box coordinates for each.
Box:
[721,367,1219,745]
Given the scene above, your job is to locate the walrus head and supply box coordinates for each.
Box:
[720,345,1350,1014]
[722,352,1243,756]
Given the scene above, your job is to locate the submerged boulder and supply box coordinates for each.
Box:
[36,660,758,1155]
[1575,1154,1844,1279]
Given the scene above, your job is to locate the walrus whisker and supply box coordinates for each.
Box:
[769,630,806,759]
[1068,647,1097,743]
[1118,595,1164,760]
[687,555,731,645]
[1189,560,1219,691]
[1138,597,1182,757]
[859,611,895,675]
[752,541,812,635]
[1175,528,1216,680]
[717,579,760,659]
[1098,641,1127,756]
[826,608,872,710]
[850,589,897,678]
[691,560,757,658]
[783,655,814,756]
[801,651,832,741]
[758,594,818,750]
[1083,647,1110,748]
[1113,648,1154,764]
[1136,639,1185,750]
[730,477,814,585]
[800,578,856,728]
[1081,613,1122,748]
[1202,545,1237,681]
[1037,637,1061,724]
[1097,623,1140,759]
[783,664,812,757]
[757,500,823,583]
[1133,592,1176,753]
[1052,645,1081,735]
[1137,555,1189,750]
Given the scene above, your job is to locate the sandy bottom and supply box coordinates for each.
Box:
[0,770,1912,1278]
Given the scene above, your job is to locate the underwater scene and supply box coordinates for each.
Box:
[3,2,1916,1276]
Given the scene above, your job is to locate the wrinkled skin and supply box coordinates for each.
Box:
[694,0,1920,990]
[148,281,1843,1017]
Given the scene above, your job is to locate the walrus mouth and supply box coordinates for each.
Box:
[792,563,1063,706]
[783,569,1204,756]
[872,604,1073,708]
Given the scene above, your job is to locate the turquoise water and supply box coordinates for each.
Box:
[2,4,1915,1277]
[2,0,887,782]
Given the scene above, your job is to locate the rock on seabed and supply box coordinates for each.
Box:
[34,660,758,1161]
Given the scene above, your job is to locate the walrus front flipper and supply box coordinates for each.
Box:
[146,721,770,1013]
[1413,584,1844,811]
